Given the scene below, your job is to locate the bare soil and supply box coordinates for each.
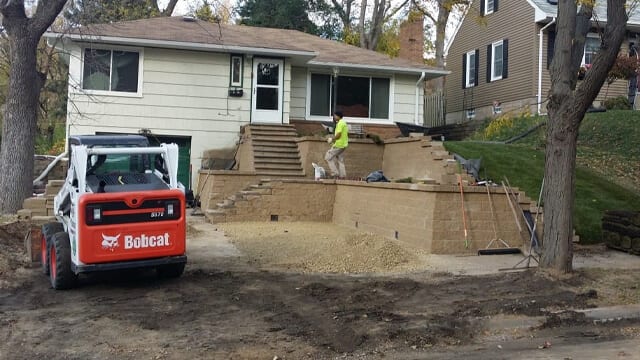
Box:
[1,218,639,359]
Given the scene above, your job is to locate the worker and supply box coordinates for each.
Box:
[325,110,348,179]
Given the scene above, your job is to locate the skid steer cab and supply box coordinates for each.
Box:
[41,135,187,289]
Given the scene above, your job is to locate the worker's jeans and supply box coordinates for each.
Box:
[324,146,347,178]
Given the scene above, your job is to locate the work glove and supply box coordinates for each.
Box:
[327,137,333,144]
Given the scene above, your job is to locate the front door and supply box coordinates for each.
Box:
[251,58,283,124]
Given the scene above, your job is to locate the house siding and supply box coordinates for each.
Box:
[394,74,424,124]
[540,29,633,110]
[66,45,254,185]
[445,1,538,121]
[290,66,307,119]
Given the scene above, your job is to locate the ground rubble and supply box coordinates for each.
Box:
[0,219,639,359]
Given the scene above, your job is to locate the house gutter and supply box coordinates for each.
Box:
[415,72,426,125]
[538,18,556,115]
[309,61,449,76]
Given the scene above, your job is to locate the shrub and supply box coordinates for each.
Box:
[603,96,631,110]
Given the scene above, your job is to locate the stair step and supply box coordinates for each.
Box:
[254,151,300,159]
[248,124,295,130]
[253,142,298,149]
[255,163,303,171]
[256,170,305,177]
[252,136,298,143]
[252,146,299,153]
[254,158,301,164]
[249,130,298,137]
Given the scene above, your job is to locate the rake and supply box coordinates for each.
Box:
[478,183,521,255]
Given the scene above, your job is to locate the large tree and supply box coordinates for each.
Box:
[0,0,68,214]
[65,0,180,25]
[237,0,320,34]
[541,0,629,273]
[355,0,409,50]
[412,0,470,90]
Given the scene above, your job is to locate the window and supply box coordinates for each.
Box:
[482,0,498,15]
[466,109,476,119]
[491,41,503,80]
[487,39,508,82]
[463,50,478,88]
[230,55,243,87]
[309,74,391,119]
[583,37,600,66]
[82,48,141,93]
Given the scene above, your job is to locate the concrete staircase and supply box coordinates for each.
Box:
[245,124,305,177]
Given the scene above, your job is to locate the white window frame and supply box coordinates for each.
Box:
[465,50,476,88]
[484,0,495,15]
[305,71,396,124]
[582,34,600,67]
[490,40,504,81]
[79,45,144,98]
[230,54,243,87]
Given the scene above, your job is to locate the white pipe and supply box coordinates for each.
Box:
[415,71,426,125]
[33,152,67,185]
[538,18,556,115]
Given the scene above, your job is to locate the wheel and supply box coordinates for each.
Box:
[156,262,186,279]
[41,222,64,275]
[49,232,77,290]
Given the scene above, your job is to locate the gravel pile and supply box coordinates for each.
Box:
[219,222,425,274]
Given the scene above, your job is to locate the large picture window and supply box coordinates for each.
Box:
[82,48,140,93]
[309,74,391,119]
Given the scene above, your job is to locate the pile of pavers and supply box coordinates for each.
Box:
[603,210,640,255]
[17,180,64,219]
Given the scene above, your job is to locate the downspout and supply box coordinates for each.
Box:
[538,18,556,115]
[415,71,426,125]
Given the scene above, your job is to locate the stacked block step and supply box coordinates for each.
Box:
[246,125,305,177]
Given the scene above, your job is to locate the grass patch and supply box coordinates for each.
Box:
[444,141,640,244]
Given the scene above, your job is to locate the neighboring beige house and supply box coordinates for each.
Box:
[445,0,640,123]
[45,17,448,188]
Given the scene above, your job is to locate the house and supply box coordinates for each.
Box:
[45,17,448,188]
[444,0,640,123]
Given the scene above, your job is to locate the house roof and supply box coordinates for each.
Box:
[527,0,640,28]
[47,17,447,77]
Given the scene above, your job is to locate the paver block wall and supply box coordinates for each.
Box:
[224,180,336,222]
[332,182,436,251]
[333,182,529,254]
[201,178,532,255]
[430,186,528,253]
[297,137,384,179]
[382,137,451,182]
[196,171,261,211]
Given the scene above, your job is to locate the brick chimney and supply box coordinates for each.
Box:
[399,12,425,63]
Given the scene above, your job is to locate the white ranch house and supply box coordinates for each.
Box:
[46,17,448,188]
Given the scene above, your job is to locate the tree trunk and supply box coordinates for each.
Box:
[540,0,628,273]
[539,103,579,272]
[431,4,450,91]
[0,32,42,213]
[0,0,67,214]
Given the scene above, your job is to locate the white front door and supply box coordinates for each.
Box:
[251,58,283,124]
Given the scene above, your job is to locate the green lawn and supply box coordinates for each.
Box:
[444,140,640,244]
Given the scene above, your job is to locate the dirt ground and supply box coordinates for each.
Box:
[1,217,640,359]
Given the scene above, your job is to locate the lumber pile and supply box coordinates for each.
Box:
[602,210,640,255]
